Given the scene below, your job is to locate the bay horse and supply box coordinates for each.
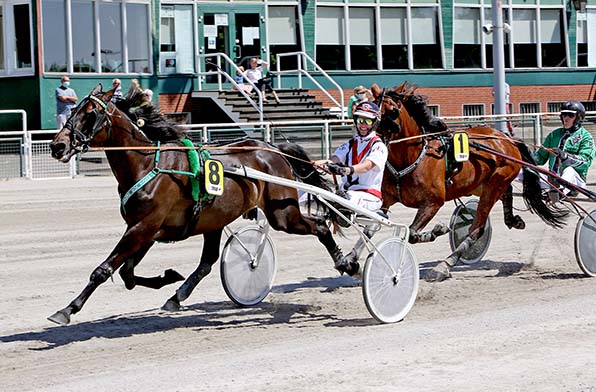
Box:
[47,85,348,325]
[370,83,566,281]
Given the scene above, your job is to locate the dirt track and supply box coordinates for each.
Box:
[2,176,596,391]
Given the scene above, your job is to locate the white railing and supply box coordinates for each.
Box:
[0,109,30,178]
[275,52,345,119]
[9,111,596,180]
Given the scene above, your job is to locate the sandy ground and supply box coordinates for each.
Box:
[2,174,596,392]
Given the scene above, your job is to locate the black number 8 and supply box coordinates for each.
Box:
[208,161,220,184]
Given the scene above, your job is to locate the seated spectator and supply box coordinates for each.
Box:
[111,78,124,103]
[245,57,280,104]
[233,66,253,93]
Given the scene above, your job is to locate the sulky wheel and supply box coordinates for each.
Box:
[220,225,277,306]
[448,198,492,264]
[362,237,419,323]
[574,208,596,277]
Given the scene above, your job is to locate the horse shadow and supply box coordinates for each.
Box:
[0,276,375,350]
[419,259,588,280]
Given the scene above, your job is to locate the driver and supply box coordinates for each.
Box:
[314,101,388,275]
[534,100,595,196]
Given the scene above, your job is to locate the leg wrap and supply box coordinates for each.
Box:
[89,265,113,285]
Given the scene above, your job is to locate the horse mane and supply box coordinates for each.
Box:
[390,82,448,134]
[114,85,186,142]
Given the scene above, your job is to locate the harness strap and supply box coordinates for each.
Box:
[120,139,211,212]
[344,136,382,190]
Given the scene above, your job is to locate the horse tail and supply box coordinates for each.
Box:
[276,143,346,234]
[517,143,568,228]
[276,143,334,192]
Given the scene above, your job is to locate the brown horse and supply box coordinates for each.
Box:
[47,85,349,325]
[370,83,566,281]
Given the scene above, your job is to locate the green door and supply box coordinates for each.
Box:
[198,5,266,87]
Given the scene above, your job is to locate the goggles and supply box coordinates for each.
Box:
[356,117,374,125]
[560,112,577,118]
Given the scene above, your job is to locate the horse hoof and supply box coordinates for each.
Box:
[432,223,450,237]
[163,269,185,284]
[48,310,70,325]
[162,298,181,312]
[424,264,451,282]
[335,260,360,277]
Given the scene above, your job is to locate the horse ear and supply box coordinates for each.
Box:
[370,84,382,99]
[91,84,103,95]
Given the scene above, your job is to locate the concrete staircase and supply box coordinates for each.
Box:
[218,88,336,122]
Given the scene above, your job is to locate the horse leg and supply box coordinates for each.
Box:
[162,229,223,311]
[344,224,381,266]
[48,229,157,325]
[426,189,504,282]
[501,185,526,230]
[266,205,359,276]
[408,204,448,244]
[119,241,185,290]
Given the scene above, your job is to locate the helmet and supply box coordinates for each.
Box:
[560,100,586,130]
[353,101,381,120]
[353,101,381,134]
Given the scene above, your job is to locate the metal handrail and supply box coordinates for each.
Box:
[196,52,264,123]
[275,51,345,120]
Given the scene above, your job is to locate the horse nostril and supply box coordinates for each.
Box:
[50,142,66,158]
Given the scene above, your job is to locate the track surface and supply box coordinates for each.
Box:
[1,176,596,391]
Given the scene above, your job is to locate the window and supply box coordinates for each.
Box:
[315,7,345,70]
[380,8,407,69]
[316,4,443,70]
[463,104,485,117]
[159,4,194,74]
[582,101,596,111]
[126,3,150,73]
[453,7,482,68]
[428,105,440,117]
[349,7,376,70]
[42,0,151,74]
[547,102,565,112]
[268,6,302,71]
[520,103,540,114]
[0,0,33,76]
[412,7,442,69]
[540,9,566,67]
[512,9,537,68]
[72,0,95,72]
[577,9,596,67]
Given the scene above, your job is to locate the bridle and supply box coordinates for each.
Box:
[375,88,403,142]
[64,94,113,153]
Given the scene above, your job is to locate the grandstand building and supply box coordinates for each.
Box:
[0,0,594,129]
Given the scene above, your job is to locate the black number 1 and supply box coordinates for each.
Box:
[458,135,465,152]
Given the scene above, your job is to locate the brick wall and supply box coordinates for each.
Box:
[157,93,195,114]
[313,85,595,117]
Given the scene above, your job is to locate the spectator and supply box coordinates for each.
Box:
[111,78,124,102]
[143,89,154,103]
[347,85,370,118]
[245,57,280,104]
[233,66,253,93]
[55,75,78,130]
[492,82,513,134]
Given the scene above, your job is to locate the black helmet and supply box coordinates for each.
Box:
[560,100,586,130]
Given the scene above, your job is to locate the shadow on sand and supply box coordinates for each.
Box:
[0,275,377,350]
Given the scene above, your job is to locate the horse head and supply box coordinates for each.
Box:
[372,82,445,143]
[50,84,117,162]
